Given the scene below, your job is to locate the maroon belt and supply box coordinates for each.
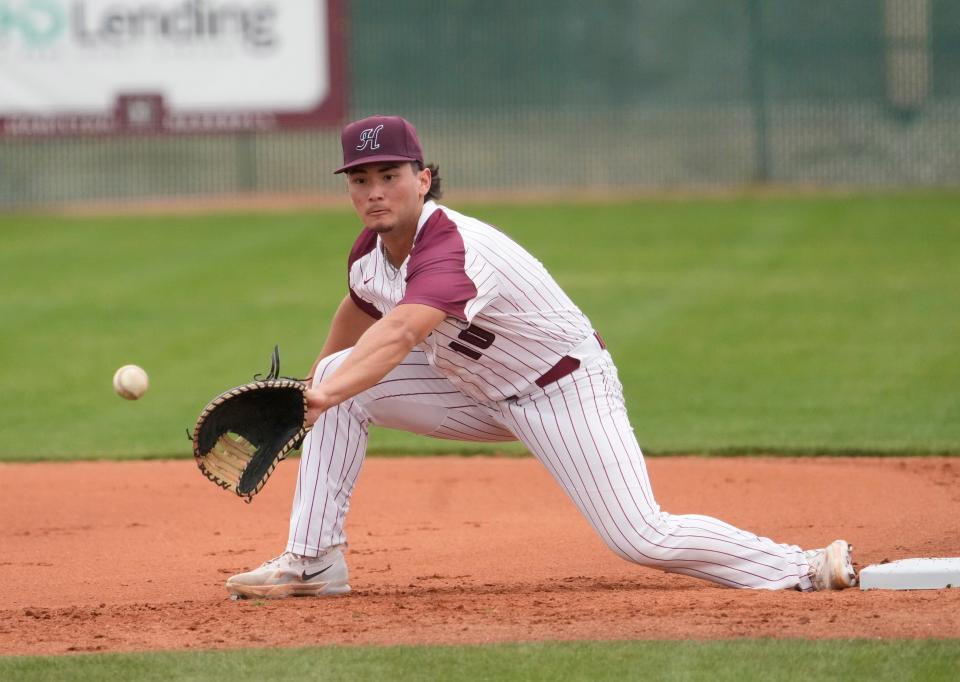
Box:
[511,332,605,399]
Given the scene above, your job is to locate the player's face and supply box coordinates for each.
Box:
[345,163,431,235]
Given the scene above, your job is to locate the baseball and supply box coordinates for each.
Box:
[113,364,149,400]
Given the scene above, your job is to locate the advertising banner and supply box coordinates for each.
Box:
[0,0,344,136]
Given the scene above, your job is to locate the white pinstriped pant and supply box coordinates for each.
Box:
[288,341,811,590]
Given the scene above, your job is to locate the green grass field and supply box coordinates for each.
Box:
[1,193,959,460]
[3,640,960,682]
[3,193,959,677]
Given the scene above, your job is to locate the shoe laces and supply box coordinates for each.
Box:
[258,551,300,569]
[804,548,825,574]
[258,547,340,570]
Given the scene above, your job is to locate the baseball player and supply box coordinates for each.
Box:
[226,115,857,598]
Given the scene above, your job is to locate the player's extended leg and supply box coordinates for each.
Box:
[286,347,514,557]
[497,347,812,590]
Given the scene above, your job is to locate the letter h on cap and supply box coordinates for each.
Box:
[356,124,384,151]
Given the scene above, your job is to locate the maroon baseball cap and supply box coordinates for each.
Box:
[334,115,424,174]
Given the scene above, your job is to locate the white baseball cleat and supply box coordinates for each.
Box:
[226,547,350,599]
[804,539,857,591]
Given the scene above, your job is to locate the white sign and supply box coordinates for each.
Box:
[0,0,342,135]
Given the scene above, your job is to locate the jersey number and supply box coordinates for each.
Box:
[449,324,495,360]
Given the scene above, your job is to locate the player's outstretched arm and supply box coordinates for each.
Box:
[305,295,379,383]
[304,303,446,424]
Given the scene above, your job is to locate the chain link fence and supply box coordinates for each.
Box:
[2,0,958,208]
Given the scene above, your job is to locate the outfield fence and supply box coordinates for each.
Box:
[2,0,959,208]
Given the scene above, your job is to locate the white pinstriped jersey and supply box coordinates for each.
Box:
[347,200,595,403]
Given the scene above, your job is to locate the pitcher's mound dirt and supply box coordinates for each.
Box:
[2,456,959,654]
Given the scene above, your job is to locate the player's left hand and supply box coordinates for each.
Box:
[191,346,308,502]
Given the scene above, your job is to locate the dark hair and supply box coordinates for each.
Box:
[414,161,443,201]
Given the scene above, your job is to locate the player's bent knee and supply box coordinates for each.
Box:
[599,533,677,567]
[311,348,353,388]
[620,547,673,568]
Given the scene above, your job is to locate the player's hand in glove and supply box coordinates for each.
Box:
[191,346,308,502]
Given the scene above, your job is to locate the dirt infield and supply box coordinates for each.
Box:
[2,456,959,655]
